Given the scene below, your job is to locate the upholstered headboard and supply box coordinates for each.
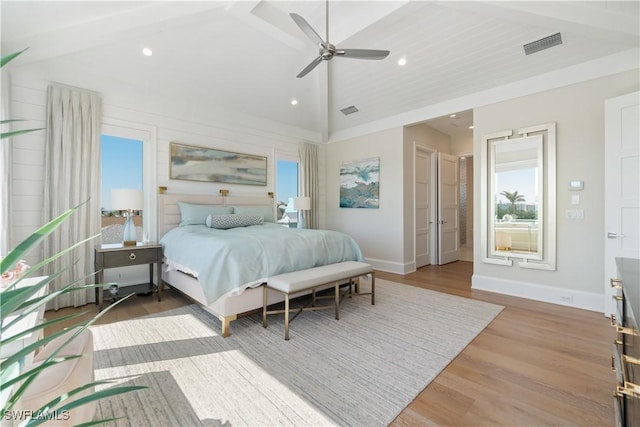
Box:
[158,190,276,238]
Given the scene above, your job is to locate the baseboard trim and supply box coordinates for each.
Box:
[472,274,604,313]
[365,257,415,275]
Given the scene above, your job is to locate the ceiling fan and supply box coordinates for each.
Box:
[290,1,390,78]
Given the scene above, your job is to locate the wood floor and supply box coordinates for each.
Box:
[45,261,615,426]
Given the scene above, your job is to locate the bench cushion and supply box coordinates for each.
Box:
[268,261,372,294]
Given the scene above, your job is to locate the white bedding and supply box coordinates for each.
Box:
[160,223,363,305]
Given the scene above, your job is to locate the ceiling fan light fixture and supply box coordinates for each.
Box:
[340,105,359,116]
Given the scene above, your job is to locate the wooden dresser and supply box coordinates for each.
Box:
[612,257,640,426]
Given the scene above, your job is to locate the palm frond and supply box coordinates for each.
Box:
[0,48,28,68]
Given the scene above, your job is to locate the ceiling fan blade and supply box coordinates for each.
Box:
[296,56,323,78]
[335,49,390,60]
[290,13,327,48]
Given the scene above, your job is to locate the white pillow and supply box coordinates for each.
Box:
[178,202,233,226]
[206,214,264,229]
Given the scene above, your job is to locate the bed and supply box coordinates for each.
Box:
[158,191,364,337]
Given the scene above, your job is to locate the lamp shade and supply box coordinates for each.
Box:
[111,189,143,211]
[292,196,311,211]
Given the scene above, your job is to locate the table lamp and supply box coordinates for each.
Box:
[111,189,143,246]
[292,196,311,229]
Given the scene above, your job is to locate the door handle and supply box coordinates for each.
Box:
[608,232,625,239]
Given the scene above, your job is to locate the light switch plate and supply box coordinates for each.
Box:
[565,209,584,219]
[569,180,584,190]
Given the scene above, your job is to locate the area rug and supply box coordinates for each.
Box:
[91,279,503,426]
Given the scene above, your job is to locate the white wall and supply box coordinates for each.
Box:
[404,124,452,154]
[451,133,473,156]
[325,127,406,273]
[324,123,456,274]
[8,59,317,267]
[472,69,640,312]
[325,68,640,312]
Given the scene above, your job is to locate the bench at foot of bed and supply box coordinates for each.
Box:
[262,261,375,340]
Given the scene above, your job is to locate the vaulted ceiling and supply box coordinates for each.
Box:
[2,1,638,141]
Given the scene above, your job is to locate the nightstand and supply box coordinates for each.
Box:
[94,242,163,308]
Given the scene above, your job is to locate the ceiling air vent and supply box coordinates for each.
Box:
[523,32,562,55]
[340,105,359,116]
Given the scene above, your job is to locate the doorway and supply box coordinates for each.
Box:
[411,110,474,268]
[603,91,640,315]
[414,147,470,267]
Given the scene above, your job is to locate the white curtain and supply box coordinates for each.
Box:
[0,65,12,255]
[43,84,102,309]
[299,142,319,229]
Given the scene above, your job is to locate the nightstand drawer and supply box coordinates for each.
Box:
[100,248,160,268]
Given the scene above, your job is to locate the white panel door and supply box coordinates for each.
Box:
[604,91,640,316]
[438,153,460,265]
[415,148,432,268]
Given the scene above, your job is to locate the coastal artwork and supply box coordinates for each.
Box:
[170,142,267,186]
[339,157,380,208]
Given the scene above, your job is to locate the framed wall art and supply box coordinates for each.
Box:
[339,157,379,208]
[170,142,267,186]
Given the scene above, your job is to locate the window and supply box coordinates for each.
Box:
[276,159,299,226]
[100,135,143,244]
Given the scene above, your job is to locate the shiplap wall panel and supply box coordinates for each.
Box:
[9,68,320,266]
[10,78,48,262]
[12,194,41,210]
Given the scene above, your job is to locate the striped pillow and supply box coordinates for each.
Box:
[205,214,264,229]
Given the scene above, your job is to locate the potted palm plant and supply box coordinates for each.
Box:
[1,48,145,426]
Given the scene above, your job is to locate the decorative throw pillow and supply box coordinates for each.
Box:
[232,206,275,223]
[206,214,264,229]
[178,202,233,226]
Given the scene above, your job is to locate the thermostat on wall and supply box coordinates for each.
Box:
[569,180,584,190]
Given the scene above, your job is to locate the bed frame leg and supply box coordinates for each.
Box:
[219,314,237,338]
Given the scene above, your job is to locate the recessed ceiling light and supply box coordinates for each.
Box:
[468,125,474,129]
[449,114,457,118]
[397,58,407,66]
[291,99,298,106]
[142,47,153,57]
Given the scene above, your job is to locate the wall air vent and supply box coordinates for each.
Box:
[523,32,562,55]
[340,105,359,115]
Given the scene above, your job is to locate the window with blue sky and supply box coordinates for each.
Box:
[101,135,143,212]
[276,160,298,208]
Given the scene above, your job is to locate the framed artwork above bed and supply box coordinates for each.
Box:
[170,142,267,186]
